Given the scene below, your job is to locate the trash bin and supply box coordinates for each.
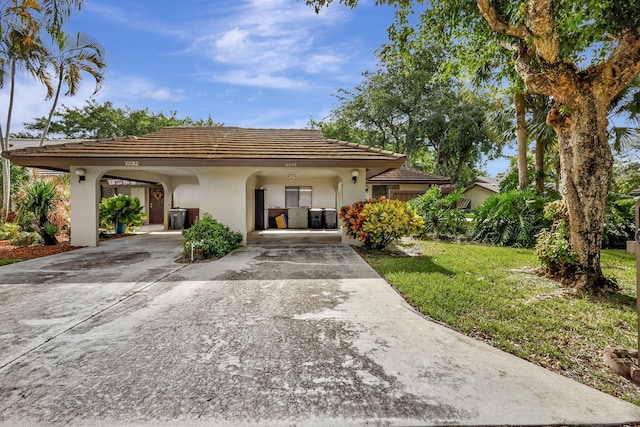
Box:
[309,208,323,229]
[324,208,337,229]
[169,208,187,230]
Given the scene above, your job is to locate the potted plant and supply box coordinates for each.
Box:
[99,194,147,234]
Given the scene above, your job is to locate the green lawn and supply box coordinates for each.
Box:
[360,240,640,405]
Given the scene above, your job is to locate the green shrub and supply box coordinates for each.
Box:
[471,189,555,248]
[43,222,58,242]
[602,197,635,249]
[16,180,59,245]
[409,187,468,239]
[182,213,242,259]
[611,197,636,222]
[535,223,579,268]
[0,222,21,240]
[10,231,43,246]
[340,197,424,250]
[99,194,147,233]
[535,200,578,270]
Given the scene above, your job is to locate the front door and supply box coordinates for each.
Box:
[148,186,164,224]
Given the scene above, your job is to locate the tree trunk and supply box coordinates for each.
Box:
[1,158,10,220]
[434,145,442,176]
[452,150,466,184]
[553,155,561,191]
[548,94,613,292]
[2,62,17,221]
[40,71,64,147]
[0,122,5,219]
[535,136,546,193]
[515,92,528,190]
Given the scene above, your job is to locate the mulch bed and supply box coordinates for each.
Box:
[0,240,83,261]
[0,233,135,262]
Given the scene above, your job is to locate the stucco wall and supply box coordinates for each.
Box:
[171,176,199,208]
[463,186,496,210]
[130,188,148,223]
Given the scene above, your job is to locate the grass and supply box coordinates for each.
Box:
[360,239,640,405]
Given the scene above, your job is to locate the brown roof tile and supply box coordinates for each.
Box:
[367,168,451,184]
[2,127,405,170]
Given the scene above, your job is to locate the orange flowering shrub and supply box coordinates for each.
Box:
[339,197,423,250]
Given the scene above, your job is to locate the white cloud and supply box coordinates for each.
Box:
[102,75,187,102]
[214,28,251,57]
[0,73,188,136]
[185,0,352,88]
[305,52,347,74]
[209,70,307,90]
[0,76,95,134]
[86,0,359,90]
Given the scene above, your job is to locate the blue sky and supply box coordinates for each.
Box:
[5,0,510,175]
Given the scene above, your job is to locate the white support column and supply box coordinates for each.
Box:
[339,167,367,245]
[70,166,101,246]
[198,168,249,244]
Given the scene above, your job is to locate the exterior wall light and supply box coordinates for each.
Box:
[75,168,86,182]
[351,169,359,184]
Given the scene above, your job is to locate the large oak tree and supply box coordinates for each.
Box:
[308,0,640,292]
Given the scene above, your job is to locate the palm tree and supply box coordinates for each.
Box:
[514,91,528,190]
[40,0,84,34]
[526,94,556,193]
[609,75,640,153]
[39,30,105,146]
[0,0,83,221]
[0,0,52,220]
[18,179,59,245]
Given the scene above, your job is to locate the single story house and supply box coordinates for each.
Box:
[366,168,452,202]
[2,127,405,247]
[462,176,501,210]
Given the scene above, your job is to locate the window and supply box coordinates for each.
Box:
[285,186,312,208]
[372,185,399,199]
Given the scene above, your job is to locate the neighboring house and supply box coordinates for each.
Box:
[366,168,452,202]
[2,127,405,247]
[462,176,502,210]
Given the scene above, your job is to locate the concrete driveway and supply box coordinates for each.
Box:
[1,230,640,426]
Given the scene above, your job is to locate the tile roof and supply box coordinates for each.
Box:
[469,176,501,193]
[367,168,451,184]
[2,127,406,170]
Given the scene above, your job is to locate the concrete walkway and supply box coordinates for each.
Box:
[1,230,640,426]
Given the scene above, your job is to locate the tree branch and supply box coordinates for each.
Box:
[591,30,640,101]
[476,0,530,40]
[526,0,561,64]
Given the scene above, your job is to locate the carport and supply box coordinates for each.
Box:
[2,127,405,247]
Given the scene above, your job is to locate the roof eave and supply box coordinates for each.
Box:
[366,179,451,185]
[3,153,406,171]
